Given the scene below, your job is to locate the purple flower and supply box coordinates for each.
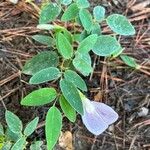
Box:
[81,98,118,135]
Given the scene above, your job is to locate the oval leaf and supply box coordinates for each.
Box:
[60,79,83,115]
[5,111,22,134]
[39,3,61,24]
[24,117,39,137]
[21,88,57,106]
[64,70,87,91]
[120,55,140,69]
[32,35,54,47]
[73,53,93,76]
[76,0,90,8]
[56,33,73,59]
[59,95,76,122]
[29,67,61,84]
[61,0,72,5]
[46,106,62,150]
[91,23,101,35]
[93,6,105,22]
[92,35,121,56]
[106,14,135,35]
[30,141,43,150]
[79,9,93,32]
[11,137,26,150]
[22,51,59,75]
[77,34,98,53]
[61,3,79,21]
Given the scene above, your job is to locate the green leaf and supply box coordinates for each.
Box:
[22,51,59,75]
[93,6,105,22]
[30,141,43,150]
[29,67,61,84]
[5,111,22,134]
[11,137,26,150]
[73,53,92,76]
[79,30,88,41]
[46,106,62,150]
[21,88,57,106]
[112,48,124,58]
[76,0,90,8]
[56,33,73,59]
[79,9,93,32]
[63,29,73,44]
[39,3,61,24]
[61,3,79,21]
[60,79,83,115]
[106,14,135,35]
[92,35,121,56]
[61,0,72,5]
[37,24,56,30]
[120,55,140,69]
[77,34,98,53]
[2,141,12,150]
[59,95,76,122]
[24,117,39,137]
[32,35,54,47]
[91,23,101,35]
[64,70,87,91]
[0,124,4,136]
[6,128,22,142]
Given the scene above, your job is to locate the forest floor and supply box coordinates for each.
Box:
[0,0,150,150]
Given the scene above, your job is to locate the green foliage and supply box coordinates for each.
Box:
[20,0,136,149]
[120,55,140,69]
[106,14,135,35]
[77,34,98,54]
[21,88,57,106]
[56,32,73,59]
[59,95,76,122]
[11,137,26,150]
[30,141,43,150]
[93,35,122,56]
[22,51,59,75]
[32,35,54,47]
[61,3,79,21]
[46,106,62,150]
[1,110,39,149]
[29,67,61,84]
[5,111,23,134]
[93,6,105,22]
[39,3,61,24]
[64,70,87,91]
[24,117,39,137]
[60,0,72,5]
[60,79,83,115]
[79,9,93,31]
[73,53,92,76]
[76,0,90,8]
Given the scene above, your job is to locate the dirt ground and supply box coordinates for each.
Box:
[0,0,150,150]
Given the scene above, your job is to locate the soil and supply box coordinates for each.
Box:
[0,0,150,150]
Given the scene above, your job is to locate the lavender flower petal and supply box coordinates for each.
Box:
[91,102,119,124]
[81,98,118,135]
[82,108,108,135]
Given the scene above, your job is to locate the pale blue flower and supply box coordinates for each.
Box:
[81,98,118,135]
